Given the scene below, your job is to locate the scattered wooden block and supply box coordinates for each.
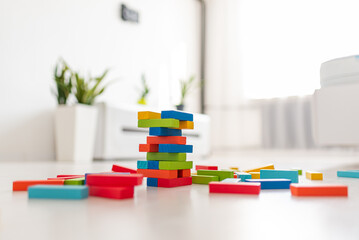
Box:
[192,175,219,184]
[84,172,130,184]
[89,186,134,199]
[149,127,182,136]
[337,170,359,178]
[221,178,241,183]
[64,177,85,185]
[147,152,186,161]
[139,144,159,152]
[290,184,348,197]
[245,179,291,189]
[209,182,261,195]
[157,177,192,188]
[306,171,323,180]
[158,144,193,153]
[244,164,274,173]
[28,185,89,199]
[230,167,239,171]
[236,172,252,182]
[260,169,299,183]
[196,170,234,181]
[158,161,193,170]
[249,172,260,179]
[137,161,159,169]
[138,111,161,120]
[161,110,193,121]
[13,180,64,191]
[112,164,137,174]
[175,121,194,130]
[195,165,218,171]
[86,174,143,187]
[147,136,186,145]
[138,119,179,128]
[137,169,178,179]
[178,169,191,178]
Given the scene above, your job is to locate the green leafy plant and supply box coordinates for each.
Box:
[137,74,150,105]
[179,75,196,106]
[53,59,72,105]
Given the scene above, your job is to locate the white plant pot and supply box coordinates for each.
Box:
[55,104,98,163]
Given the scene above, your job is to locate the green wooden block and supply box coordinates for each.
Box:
[196,170,234,181]
[64,177,85,185]
[158,161,193,170]
[192,175,219,184]
[138,119,179,128]
[147,152,186,161]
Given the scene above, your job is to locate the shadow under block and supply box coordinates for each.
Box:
[192,175,219,184]
[196,170,234,181]
[147,136,186,145]
[28,185,89,199]
[13,180,64,191]
[89,186,134,199]
[337,170,359,178]
[138,111,161,120]
[236,172,252,182]
[149,127,182,136]
[245,179,291,189]
[112,164,137,174]
[147,177,192,188]
[306,171,323,180]
[86,174,143,187]
[175,121,194,130]
[260,169,299,183]
[64,177,85,185]
[161,110,193,121]
[290,184,348,197]
[244,164,275,173]
[209,182,261,195]
[147,152,186,161]
[249,172,260,179]
[138,119,179,128]
[158,144,193,153]
[137,169,178,179]
[139,144,159,152]
[195,165,218,171]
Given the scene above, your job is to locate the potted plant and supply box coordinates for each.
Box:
[53,59,109,162]
[137,74,150,105]
[177,75,196,111]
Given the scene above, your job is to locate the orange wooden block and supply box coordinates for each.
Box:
[139,144,159,152]
[147,136,186,145]
[244,164,274,173]
[290,184,348,197]
[137,169,178,179]
[178,169,191,178]
[13,180,64,191]
[138,111,161,120]
[174,121,194,129]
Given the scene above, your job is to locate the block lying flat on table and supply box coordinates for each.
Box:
[209,182,261,195]
[244,164,274,173]
[306,171,323,180]
[245,179,291,189]
[158,177,192,188]
[221,178,241,183]
[249,172,260,179]
[149,127,182,136]
[161,110,193,121]
[84,172,130,184]
[86,174,143,187]
[236,172,252,182]
[290,184,348,197]
[147,152,186,161]
[158,161,193,170]
[112,164,137,174]
[137,161,159,169]
[139,144,159,152]
[147,136,186,145]
[13,180,64,191]
[137,169,178,179]
[174,121,194,130]
[260,169,299,183]
[195,165,218,171]
[196,170,234,181]
[230,167,239,171]
[138,119,179,128]
[89,186,134,199]
[337,170,359,178]
[138,111,161,120]
[28,185,88,199]
[178,169,191,178]
[192,175,219,184]
[64,177,85,185]
[158,144,193,153]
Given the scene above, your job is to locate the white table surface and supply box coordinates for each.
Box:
[1,150,359,240]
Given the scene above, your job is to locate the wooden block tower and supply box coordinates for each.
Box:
[137,110,194,188]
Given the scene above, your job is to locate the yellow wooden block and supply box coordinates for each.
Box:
[249,172,260,179]
[174,121,194,129]
[306,171,323,180]
[138,111,161,120]
[229,167,239,171]
[244,164,274,173]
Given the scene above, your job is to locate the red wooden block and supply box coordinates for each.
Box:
[178,169,191,178]
[137,169,178,179]
[209,182,261,195]
[139,144,159,152]
[86,174,143,187]
[233,174,237,178]
[147,136,186,145]
[13,180,64,191]
[112,164,137,174]
[158,177,192,188]
[89,186,134,199]
[290,184,348,197]
[195,165,218,170]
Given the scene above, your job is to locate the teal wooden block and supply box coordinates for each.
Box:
[236,172,252,182]
[260,169,298,183]
[28,185,89,199]
[337,170,359,178]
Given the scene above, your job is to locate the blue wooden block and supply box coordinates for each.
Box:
[28,185,89,199]
[260,169,298,183]
[337,170,359,178]
[236,172,252,182]
[158,144,193,153]
[221,178,241,183]
[84,172,130,184]
[147,178,158,187]
[149,127,182,136]
[137,161,159,169]
[245,178,291,189]
[161,110,193,121]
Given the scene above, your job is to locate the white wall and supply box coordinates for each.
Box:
[0,0,201,161]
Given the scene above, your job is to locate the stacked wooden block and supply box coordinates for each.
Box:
[137,110,194,188]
